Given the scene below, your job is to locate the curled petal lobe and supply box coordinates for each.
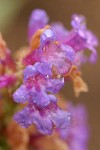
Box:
[13,106,33,128]
[51,108,70,128]
[24,65,37,81]
[71,14,86,30]
[13,85,29,103]
[70,14,98,63]
[46,77,64,94]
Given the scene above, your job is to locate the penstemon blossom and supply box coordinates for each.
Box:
[0,8,98,150]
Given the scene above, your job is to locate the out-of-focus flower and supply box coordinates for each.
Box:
[7,121,29,150]
[59,102,89,150]
[28,9,49,41]
[0,34,16,89]
[0,75,16,89]
[65,14,98,64]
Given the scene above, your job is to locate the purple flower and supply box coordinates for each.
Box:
[27,10,98,67]
[65,14,98,64]
[27,10,98,68]
[28,9,49,41]
[13,62,70,134]
[14,102,70,135]
[25,28,75,75]
[58,102,89,150]
[71,14,86,30]
[13,62,64,107]
[40,43,75,75]
[0,34,16,89]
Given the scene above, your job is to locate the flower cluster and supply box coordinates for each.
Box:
[0,8,98,150]
[12,9,98,135]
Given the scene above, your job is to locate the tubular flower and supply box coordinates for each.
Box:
[13,62,64,105]
[24,10,98,68]
[13,62,70,134]
[65,14,98,64]
[24,28,75,76]
[28,9,49,41]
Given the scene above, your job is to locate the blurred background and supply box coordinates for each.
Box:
[0,0,100,149]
